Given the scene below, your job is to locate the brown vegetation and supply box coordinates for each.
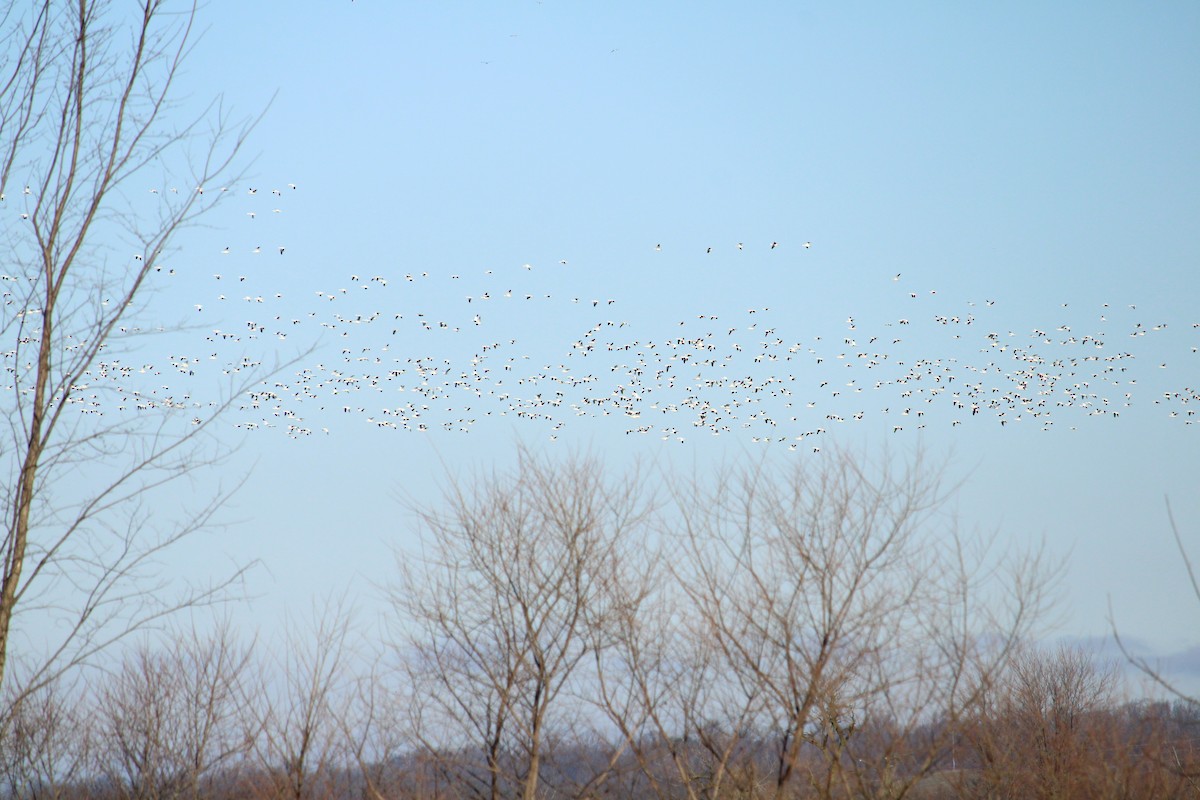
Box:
[0,448,1197,799]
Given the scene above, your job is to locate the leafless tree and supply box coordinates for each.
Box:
[0,0,261,713]
[250,599,356,800]
[951,643,1200,800]
[963,645,1117,799]
[388,447,655,800]
[386,448,1060,800]
[0,672,90,800]
[91,620,255,800]
[593,554,766,800]
[667,448,1059,800]
[332,658,416,800]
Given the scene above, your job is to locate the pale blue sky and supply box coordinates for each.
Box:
[52,2,1200,686]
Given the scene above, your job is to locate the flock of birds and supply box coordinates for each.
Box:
[3,182,1198,449]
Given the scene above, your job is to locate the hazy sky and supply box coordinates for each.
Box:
[34,2,1199,687]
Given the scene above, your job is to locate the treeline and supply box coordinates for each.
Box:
[3,450,1197,799]
[3,642,1197,800]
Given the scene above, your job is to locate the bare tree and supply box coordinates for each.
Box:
[91,621,255,800]
[668,448,1058,800]
[385,448,1060,800]
[250,599,356,800]
[388,447,655,800]
[593,558,766,800]
[952,644,1200,800]
[0,0,260,708]
[977,645,1116,799]
[332,657,416,800]
[0,672,91,800]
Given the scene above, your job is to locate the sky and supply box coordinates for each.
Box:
[9,2,1200,693]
